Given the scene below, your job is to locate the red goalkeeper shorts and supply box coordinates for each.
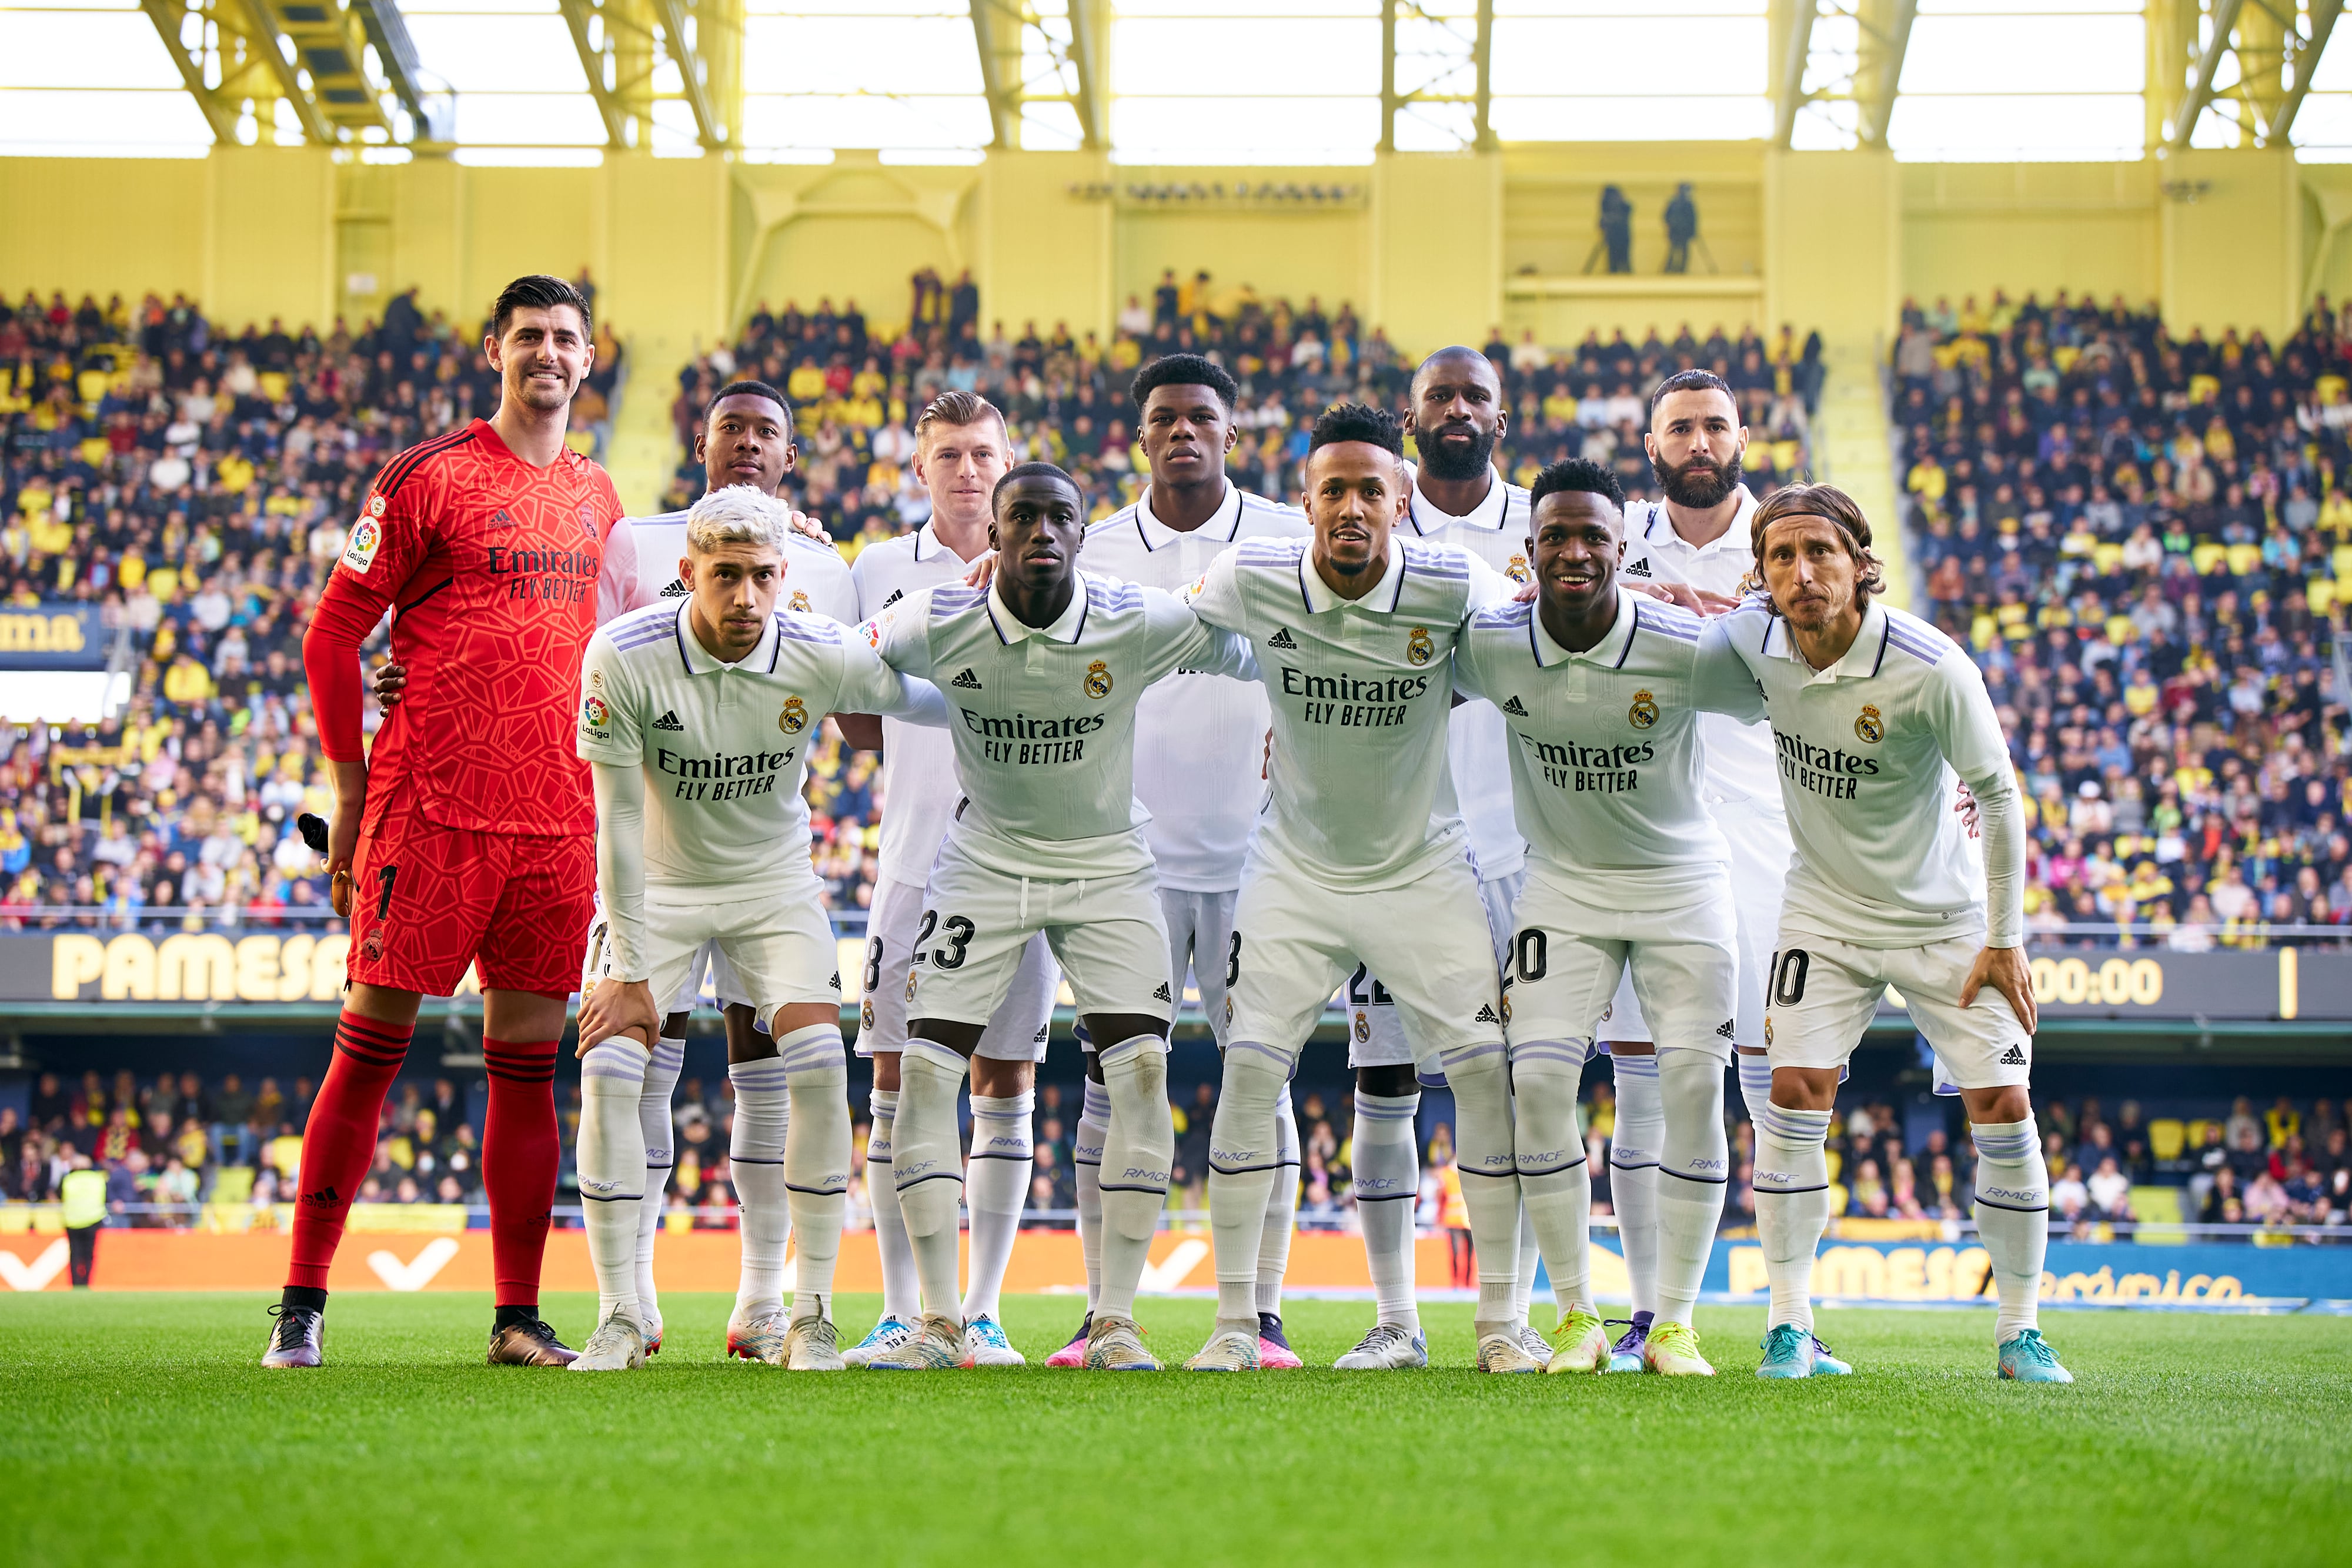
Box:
[345,795,595,998]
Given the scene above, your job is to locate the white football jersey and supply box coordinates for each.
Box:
[1453,588,1763,908]
[1708,597,2017,948]
[848,521,988,884]
[1185,536,1508,890]
[1081,481,1309,892]
[626,506,858,623]
[576,600,934,888]
[1404,466,1534,882]
[862,571,1255,881]
[1618,486,1775,804]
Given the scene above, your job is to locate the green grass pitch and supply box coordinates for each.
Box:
[4,1293,2346,1567]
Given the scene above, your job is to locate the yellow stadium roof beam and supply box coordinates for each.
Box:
[1772,0,1917,151]
[1379,0,1494,155]
[559,0,737,152]
[969,0,1102,151]
[138,0,448,148]
[2164,0,2344,148]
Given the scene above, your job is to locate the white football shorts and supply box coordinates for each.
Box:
[856,875,1055,1064]
[1595,794,1789,1051]
[582,880,839,1034]
[1162,886,1240,1049]
[1763,928,2032,1090]
[904,837,1172,1029]
[1351,869,1519,1072]
[1235,843,1504,1069]
[1502,861,1739,1068]
[584,897,748,1015]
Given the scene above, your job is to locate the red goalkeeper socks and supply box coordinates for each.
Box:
[285,1011,414,1292]
[482,1037,561,1309]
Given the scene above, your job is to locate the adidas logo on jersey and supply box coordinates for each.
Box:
[951,667,983,689]
[881,589,905,608]
[490,509,516,528]
[1716,1019,1736,1039]
[651,710,684,731]
[1267,627,1298,649]
[1999,1044,2029,1065]
[1502,696,1529,717]
[660,579,689,597]
[1623,557,1653,578]
[1474,1002,1501,1025]
[1152,981,1172,1002]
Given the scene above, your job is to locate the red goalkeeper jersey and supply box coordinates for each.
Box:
[305,419,626,838]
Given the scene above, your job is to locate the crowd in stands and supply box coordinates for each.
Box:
[1894,291,2352,948]
[0,283,620,934]
[9,1057,2344,1242]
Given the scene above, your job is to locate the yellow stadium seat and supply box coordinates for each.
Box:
[2184,1119,2216,1152]
[1825,1149,1842,1184]
[2149,1119,2184,1162]
[211,1166,255,1205]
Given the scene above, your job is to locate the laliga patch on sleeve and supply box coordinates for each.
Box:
[341,514,384,575]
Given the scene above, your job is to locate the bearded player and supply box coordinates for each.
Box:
[267,275,624,1368]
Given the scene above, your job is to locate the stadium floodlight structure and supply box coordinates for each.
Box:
[138,0,452,148]
[2159,0,2344,148]
[556,0,740,151]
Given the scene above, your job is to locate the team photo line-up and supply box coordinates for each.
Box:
[260,270,2063,1385]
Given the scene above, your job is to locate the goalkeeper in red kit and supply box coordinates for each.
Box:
[265,275,632,1368]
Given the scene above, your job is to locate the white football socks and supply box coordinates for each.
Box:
[961,1088,1033,1323]
[1653,1048,1729,1329]
[1753,1101,1833,1333]
[776,1024,850,1322]
[727,1055,793,1321]
[1609,1051,1662,1319]
[892,1039,970,1322]
[865,1086,922,1323]
[1074,1076,1109,1316]
[1735,1050,1773,1130]
[1511,1049,1592,1318]
[1441,1043,1521,1328]
[1352,1088,1422,1331]
[1255,1082,1298,1319]
[635,1029,684,1330]
[1969,1116,2050,1343]
[1205,1045,1288,1332]
[578,1037,649,1325]
[1096,1037,1174,1322]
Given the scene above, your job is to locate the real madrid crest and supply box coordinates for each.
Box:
[1628,688,1660,730]
[1084,659,1113,698]
[1353,1011,1371,1044]
[1406,626,1435,666]
[861,999,876,1031]
[780,697,808,734]
[1855,703,1885,744]
[1506,553,1531,585]
[790,590,811,613]
[905,974,919,1004]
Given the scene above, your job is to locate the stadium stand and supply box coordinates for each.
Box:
[1892,290,2352,950]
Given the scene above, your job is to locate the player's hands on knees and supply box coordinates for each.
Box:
[371,659,406,710]
[577,977,660,1056]
[962,550,1000,589]
[1954,780,1980,838]
[1962,945,2036,1034]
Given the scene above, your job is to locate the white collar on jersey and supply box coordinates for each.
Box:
[985,569,1092,646]
[1529,584,1640,670]
[914,517,991,567]
[1406,464,1510,536]
[1134,480,1244,552]
[1762,599,1892,682]
[1298,536,1406,615]
[1641,483,1758,555]
[673,594,781,676]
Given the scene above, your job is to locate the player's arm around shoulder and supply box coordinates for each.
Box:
[1179,545,1251,636]
[833,621,949,729]
[1691,610,1768,721]
[855,584,936,677]
[1142,584,1258,684]
[575,620,650,763]
[1458,549,1514,621]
